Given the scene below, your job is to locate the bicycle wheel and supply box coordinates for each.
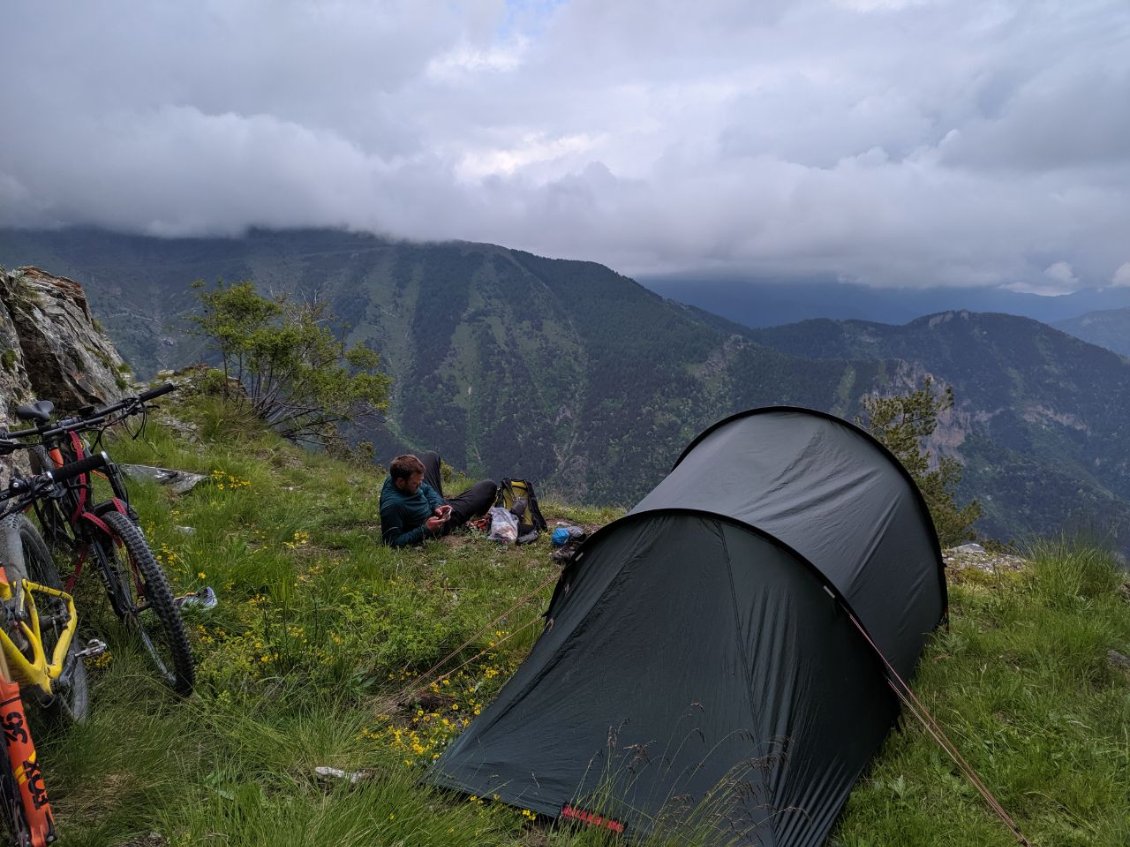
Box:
[16,517,90,724]
[0,763,31,847]
[96,512,194,696]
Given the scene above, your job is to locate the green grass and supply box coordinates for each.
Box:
[20,390,1130,846]
[832,540,1130,847]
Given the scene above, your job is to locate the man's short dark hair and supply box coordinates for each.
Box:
[390,454,425,481]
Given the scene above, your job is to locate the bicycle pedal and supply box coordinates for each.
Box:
[75,638,108,659]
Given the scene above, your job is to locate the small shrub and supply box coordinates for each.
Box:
[859,378,981,546]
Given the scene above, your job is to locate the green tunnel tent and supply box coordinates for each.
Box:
[429,407,947,846]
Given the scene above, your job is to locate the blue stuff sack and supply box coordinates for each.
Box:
[551,525,587,547]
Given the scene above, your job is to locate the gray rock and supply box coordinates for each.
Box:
[314,766,371,785]
[0,267,128,412]
[0,281,33,422]
[952,543,987,554]
[120,463,208,495]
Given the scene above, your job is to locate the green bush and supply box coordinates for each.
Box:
[860,377,982,546]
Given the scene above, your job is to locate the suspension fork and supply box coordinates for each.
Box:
[0,605,56,847]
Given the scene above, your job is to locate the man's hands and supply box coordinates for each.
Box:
[426,504,453,534]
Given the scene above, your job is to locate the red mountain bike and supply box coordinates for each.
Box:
[8,384,194,696]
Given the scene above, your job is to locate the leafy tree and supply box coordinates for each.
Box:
[191,280,391,447]
[859,377,981,546]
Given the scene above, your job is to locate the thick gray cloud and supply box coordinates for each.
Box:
[2,0,1128,290]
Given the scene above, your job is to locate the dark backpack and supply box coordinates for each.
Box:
[495,478,547,536]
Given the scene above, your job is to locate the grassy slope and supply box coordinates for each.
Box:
[34,388,1130,847]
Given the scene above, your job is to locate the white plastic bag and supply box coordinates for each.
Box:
[488,506,519,543]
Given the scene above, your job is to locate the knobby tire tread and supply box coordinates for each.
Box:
[100,512,194,696]
[15,518,90,724]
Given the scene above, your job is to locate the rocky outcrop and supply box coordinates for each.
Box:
[0,266,130,425]
[0,282,34,426]
[942,543,1028,574]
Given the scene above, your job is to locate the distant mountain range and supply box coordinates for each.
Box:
[747,314,1130,550]
[2,226,1129,554]
[640,275,1130,331]
[1054,309,1130,358]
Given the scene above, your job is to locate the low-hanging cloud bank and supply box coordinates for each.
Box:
[2,0,1128,292]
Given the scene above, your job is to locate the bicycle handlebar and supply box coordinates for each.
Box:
[69,381,176,426]
[137,382,175,403]
[0,452,109,516]
[46,451,109,484]
[2,383,176,441]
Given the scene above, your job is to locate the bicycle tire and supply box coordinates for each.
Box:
[97,512,194,696]
[0,764,31,847]
[16,518,90,723]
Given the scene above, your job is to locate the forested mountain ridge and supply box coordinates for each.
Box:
[3,226,1129,554]
[0,227,888,505]
[317,242,889,503]
[750,312,1130,552]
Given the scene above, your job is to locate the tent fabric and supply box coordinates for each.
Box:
[635,406,946,679]
[430,407,946,846]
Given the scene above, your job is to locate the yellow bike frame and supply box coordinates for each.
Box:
[0,579,78,699]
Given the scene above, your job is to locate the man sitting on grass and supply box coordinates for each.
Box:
[379,452,497,547]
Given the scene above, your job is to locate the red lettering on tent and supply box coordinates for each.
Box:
[561,804,625,833]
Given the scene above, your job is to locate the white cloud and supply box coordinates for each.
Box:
[1112,262,1130,288]
[426,37,529,81]
[0,0,1128,289]
[1044,261,1079,287]
[1003,261,1080,296]
[455,133,604,181]
[831,0,933,12]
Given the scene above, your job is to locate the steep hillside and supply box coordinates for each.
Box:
[751,312,1130,552]
[5,227,1130,553]
[0,228,885,504]
[311,242,885,503]
[1055,307,1130,358]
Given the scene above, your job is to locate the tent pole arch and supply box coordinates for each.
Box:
[670,404,948,620]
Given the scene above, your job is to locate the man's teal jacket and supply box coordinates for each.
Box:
[379,476,444,547]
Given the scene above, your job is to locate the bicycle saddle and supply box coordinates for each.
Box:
[15,400,54,424]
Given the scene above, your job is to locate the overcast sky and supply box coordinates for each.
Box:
[2,0,1129,293]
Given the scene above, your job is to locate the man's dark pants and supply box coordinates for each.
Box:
[418,452,497,531]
